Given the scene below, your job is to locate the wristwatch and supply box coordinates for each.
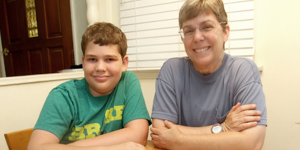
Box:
[211,123,223,133]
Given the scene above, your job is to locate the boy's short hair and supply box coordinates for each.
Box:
[81,22,127,58]
[179,0,228,31]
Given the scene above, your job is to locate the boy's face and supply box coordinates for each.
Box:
[82,42,128,97]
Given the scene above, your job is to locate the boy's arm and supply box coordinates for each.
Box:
[28,129,108,150]
[69,119,149,146]
[27,119,148,150]
[151,120,266,150]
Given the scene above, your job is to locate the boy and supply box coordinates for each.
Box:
[28,22,151,150]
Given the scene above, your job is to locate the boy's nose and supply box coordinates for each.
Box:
[95,61,106,72]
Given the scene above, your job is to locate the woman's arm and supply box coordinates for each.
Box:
[152,102,261,135]
[151,120,266,150]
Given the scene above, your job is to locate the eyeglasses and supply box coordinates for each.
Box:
[178,21,226,40]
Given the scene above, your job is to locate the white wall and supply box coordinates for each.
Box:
[70,0,88,65]
[255,0,300,149]
[86,0,120,27]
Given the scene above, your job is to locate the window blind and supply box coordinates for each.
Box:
[120,0,255,71]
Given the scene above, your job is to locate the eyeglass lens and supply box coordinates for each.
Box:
[181,21,218,39]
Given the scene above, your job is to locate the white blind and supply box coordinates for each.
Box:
[120,0,255,71]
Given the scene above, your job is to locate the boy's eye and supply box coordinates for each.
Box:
[88,58,97,62]
[105,58,114,61]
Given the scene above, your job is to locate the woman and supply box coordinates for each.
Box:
[150,0,267,149]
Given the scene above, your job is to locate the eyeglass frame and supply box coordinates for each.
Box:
[178,21,227,40]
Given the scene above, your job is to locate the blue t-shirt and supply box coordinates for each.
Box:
[152,54,267,126]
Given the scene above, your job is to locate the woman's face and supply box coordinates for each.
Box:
[182,12,229,75]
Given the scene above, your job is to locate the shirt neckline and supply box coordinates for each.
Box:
[189,53,228,83]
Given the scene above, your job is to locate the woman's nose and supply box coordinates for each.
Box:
[193,29,205,42]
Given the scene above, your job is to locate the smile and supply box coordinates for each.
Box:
[194,47,209,53]
[94,76,109,82]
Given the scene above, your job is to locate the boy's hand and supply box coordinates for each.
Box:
[224,102,261,132]
[110,142,146,150]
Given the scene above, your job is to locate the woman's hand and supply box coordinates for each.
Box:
[150,120,184,150]
[222,102,261,132]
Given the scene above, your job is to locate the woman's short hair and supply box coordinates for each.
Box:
[179,0,228,31]
[81,22,127,58]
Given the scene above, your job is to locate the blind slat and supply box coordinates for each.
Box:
[230,1,254,12]
[127,47,137,54]
[229,11,254,21]
[230,39,253,48]
[136,0,180,8]
[137,43,180,53]
[138,52,179,61]
[136,27,179,39]
[136,19,178,31]
[136,35,180,46]
[230,30,253,39]
[135,3,178,16]
[230,20,253,30]
[121,24,136,32]
[136,11,178,23]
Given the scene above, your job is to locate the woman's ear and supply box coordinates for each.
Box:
[223,24,230,43]
[122,55,129,72]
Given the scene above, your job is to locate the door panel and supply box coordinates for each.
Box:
[0,0,74,77]
[6,0,23,43]
[11,50,26,75]
[28,49,43,74]
[49,47,64,73]
[44,0,62,38]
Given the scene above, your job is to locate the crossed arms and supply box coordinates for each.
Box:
[151,103,266,150]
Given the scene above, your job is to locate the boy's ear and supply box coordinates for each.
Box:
[81,56,85,66]
[122,55,129,72]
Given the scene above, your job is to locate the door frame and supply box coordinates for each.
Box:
[0,33,5,77]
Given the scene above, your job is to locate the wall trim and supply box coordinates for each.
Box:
[0,69,160,86]
[0,70,84,86]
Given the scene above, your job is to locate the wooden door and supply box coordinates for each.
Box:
[0,0,74,77]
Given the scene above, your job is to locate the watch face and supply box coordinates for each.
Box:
[212,124,223,133]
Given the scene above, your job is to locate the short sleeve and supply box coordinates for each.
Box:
[235,82,267,125]
[151,60,179,123]
[122,72,151,126]
[34,88,75,139]
[232,59,267,125]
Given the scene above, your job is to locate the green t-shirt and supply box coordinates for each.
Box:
[34,71,151,144]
